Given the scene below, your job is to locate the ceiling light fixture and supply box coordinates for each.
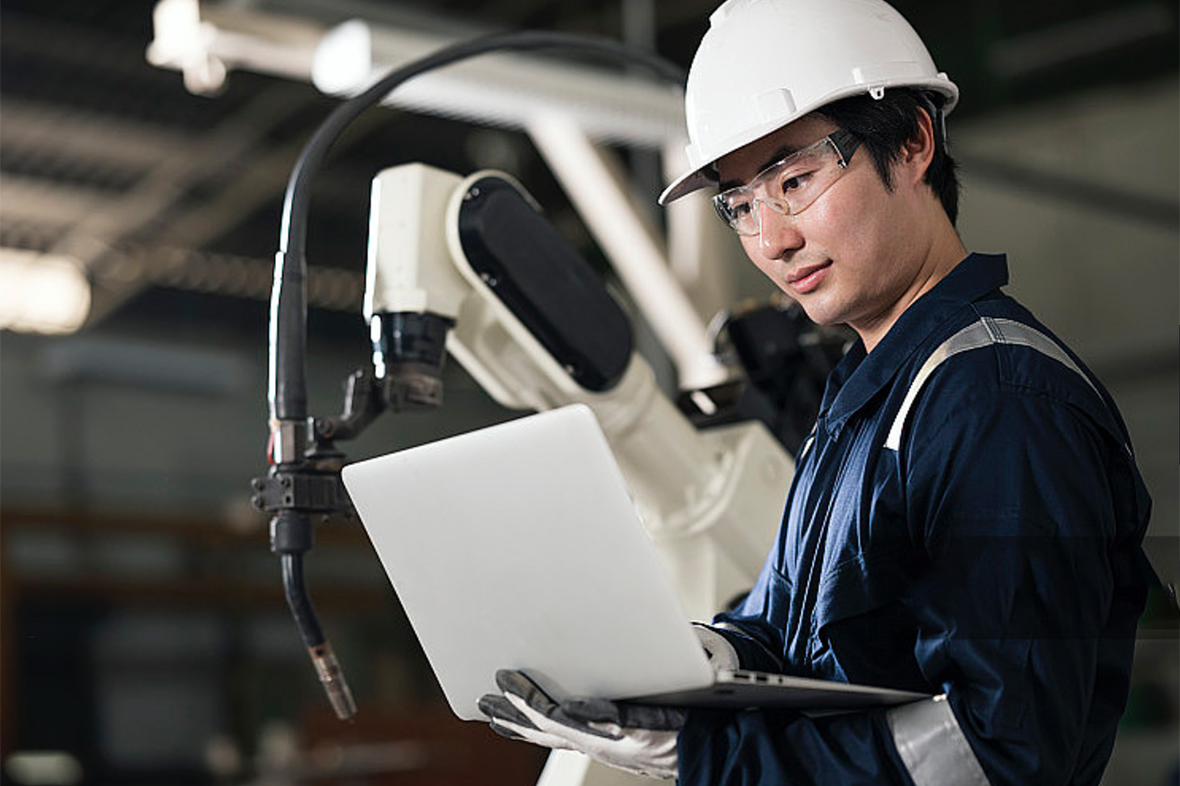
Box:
[0,248,92,335]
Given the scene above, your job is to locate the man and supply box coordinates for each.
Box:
[479,0,1156,783]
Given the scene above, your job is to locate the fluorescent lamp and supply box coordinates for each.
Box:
[0,248,91,335]
[311,19,685,149]
[3,751,83,786]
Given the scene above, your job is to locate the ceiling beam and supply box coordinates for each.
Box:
[0,99,190,170]
[0,175,111,228]
[47,83,313,266]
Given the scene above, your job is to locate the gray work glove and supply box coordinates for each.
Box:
[478,669,686,780]
[691,622,741,672]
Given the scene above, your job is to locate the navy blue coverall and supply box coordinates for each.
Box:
[677,253,1155,785]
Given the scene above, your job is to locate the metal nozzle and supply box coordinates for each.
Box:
[309,642,357,721]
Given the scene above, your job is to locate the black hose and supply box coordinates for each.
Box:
[281,550,356,719]
[281,552,324,647]
[267,29,686,423]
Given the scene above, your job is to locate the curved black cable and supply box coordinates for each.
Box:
[269,30,686,422]
[282,551,355,719]
[281,552,324,646]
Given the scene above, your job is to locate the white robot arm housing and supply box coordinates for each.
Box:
[365,162,792,620]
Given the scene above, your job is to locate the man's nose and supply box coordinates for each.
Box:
[758,201,803,258]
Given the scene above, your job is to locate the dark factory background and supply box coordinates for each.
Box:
[1,1,1176,784]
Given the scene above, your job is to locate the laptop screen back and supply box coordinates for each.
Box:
[342,404,714,720]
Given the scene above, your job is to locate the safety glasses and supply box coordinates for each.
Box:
[712,129,861,236]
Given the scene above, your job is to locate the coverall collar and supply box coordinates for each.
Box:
[820,252,1010,432]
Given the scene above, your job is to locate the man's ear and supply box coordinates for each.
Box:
[899,107,937,185]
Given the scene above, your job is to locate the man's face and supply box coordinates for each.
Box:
[715,115,931,343]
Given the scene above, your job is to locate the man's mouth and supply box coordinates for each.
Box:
[787,260,832,294]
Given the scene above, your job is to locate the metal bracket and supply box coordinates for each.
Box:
[250,470,353,517]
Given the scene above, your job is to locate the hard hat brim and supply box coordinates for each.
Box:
[659,167,715,205]
[660,81,958,206]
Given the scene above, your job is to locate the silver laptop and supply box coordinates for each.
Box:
[342,404,925,721]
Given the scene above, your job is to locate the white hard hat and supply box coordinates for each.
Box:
[660,0,958,204]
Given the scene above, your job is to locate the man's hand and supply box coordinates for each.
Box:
[478,669,686,780]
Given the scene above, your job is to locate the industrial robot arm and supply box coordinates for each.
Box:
[365,161,791,620]
[250,29,794,725]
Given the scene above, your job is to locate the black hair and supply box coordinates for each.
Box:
[815,88,960,225]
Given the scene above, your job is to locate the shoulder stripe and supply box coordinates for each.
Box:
[887,695,991,786]
[980,317,1097,396]
[884,320,992,451]
[884,316,1099,452]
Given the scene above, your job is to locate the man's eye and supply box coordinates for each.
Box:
[728,200,752,217]
[780,172,811,192]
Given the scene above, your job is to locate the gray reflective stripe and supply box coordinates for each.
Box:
[884,316,1100,452]
[884,321,993,451]
[887,695,991,786]
[981,317,1098,397]
[798,429,816,461]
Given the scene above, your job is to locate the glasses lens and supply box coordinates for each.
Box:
[767,147,837,209]
[712,135,853,235]
[712,192,756,235]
